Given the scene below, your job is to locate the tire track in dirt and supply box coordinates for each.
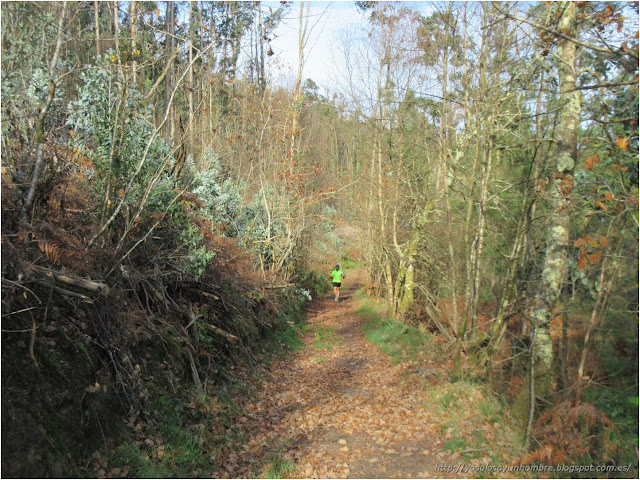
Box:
[219,269,464,479]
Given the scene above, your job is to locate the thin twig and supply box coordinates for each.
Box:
[1,306,39,318]
[2,327,39,333]
[525,325,536,446]
[491,2,639,60]
[88,40,214,250]
[1,278,42,303]
[105,185,191,277]
[28,311,39,369]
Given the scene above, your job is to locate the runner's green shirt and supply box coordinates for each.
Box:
[331,270,344,283]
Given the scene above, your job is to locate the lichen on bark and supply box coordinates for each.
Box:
[525,0,580,409]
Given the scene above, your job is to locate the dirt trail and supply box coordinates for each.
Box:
[220,269,460,479]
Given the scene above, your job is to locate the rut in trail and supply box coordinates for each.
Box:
[218,269,465,479]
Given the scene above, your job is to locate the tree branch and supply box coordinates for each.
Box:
[491,2,639,60]
[21,1,67,220]
[30,265,110,297]
[568,81,639,92]
[87,41,214,250]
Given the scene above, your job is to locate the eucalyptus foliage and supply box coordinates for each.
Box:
[66,63,171,212]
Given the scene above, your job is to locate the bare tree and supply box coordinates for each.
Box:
[20,1,67,221]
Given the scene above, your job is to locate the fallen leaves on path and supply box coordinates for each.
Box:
[215,270,521,479]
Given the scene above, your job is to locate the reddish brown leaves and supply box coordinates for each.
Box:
[36,239,62,265]
[577,250,589,271]
[560,175,575,196]
[616,136,629,151]
[583,155,601,170]
[574,236,590,248]
[612,163,629,172]
[593,200,608,211]
[589,250,603,265]
[521,400,614,468]
[595,4,623,33]
[215,270,521,478]
[575,235,608,271]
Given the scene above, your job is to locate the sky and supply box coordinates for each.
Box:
[264,1,366,93]
[264,1,438,95]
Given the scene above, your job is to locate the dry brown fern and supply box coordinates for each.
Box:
[519,445,556,465]
[31,221,95,273]
[36,239,62,265]
[521,399,617,466]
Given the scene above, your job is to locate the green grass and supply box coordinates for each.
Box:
[262,279,334,355]
[340,258,362,269]
[478,396,503,423]
[582,385,639,469]
[439,390,456,409]
[356,301,433,364]
[578,330,639,475]
[354,285,369,301]
[110,396,220,478]
[354,301,381,322]
[264,452,296,479]
[262,301,309,355]
[353,296,527,471]
[310,325,339,350]
[271,322,306,352]
[443,438,467,451]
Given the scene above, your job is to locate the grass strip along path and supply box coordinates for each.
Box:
[217,269,523,478]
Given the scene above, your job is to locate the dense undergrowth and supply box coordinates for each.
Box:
[0,153,331,478]
[97,281,328,479]
[1,250,328,479]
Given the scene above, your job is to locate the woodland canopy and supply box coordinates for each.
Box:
[1,1,638,477]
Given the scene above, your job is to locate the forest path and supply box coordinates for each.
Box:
[219,269,466,479]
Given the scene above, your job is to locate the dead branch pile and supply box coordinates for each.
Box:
[0,169,293,477]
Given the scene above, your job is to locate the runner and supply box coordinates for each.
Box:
[330,265,345,302]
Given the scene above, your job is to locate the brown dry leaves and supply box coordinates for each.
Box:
[616,136,629,151]
[216,271,518,479]
[583,155,601,170]
[574,235,609,271]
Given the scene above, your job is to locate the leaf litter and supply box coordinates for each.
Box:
[217,270,522,478]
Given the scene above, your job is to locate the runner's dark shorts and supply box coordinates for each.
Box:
[332,282,341,288]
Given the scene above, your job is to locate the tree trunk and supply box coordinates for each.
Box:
[439,4,459,334]
[21,1,67,221]
[188,1,195,150]
[258,4,265,93]
[560,306,569,390]
[469,145,494,336]
[462,6,488,338]
[527,0,580,401]
[164,1,176,141]
[378,139,393,306]
[490,68,547,350]
[577,216,624,380]
[32,266,110,297]
[113,1,121,78]
[130,1,138,83]
[289,1,309,163]
[94,0,101,57]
